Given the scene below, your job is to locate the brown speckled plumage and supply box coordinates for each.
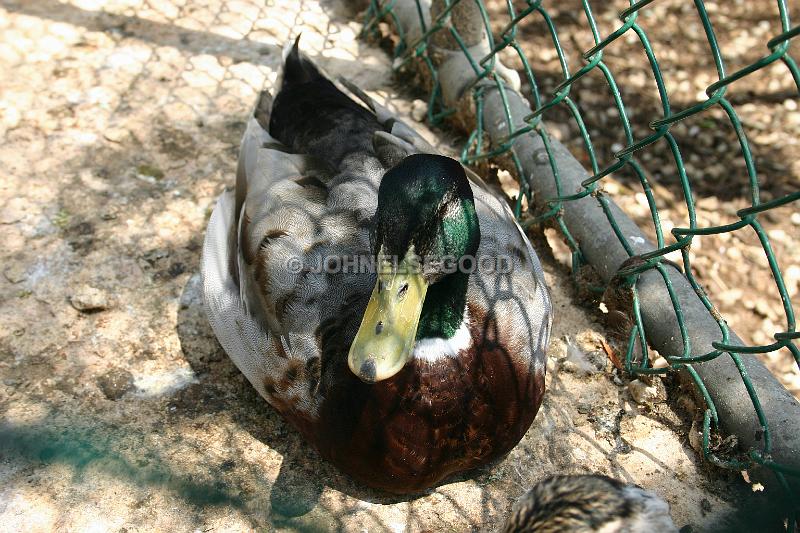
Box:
[502,475,678,533]
[312,304,544,492]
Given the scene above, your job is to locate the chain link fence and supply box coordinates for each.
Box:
[361,0,800,512]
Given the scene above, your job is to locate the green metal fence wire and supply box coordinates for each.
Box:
[361,0,800,507]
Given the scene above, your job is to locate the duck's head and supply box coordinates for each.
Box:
[348,154,480,383]
[502,475,678,533]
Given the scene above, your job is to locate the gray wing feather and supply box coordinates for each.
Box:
[202,189,272,400]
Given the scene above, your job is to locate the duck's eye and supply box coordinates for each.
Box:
[375,321,384,334]
[397,282,409,299]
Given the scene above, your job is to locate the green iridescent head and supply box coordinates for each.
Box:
[348,154,481,383]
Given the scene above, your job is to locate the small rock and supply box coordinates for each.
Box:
[103,127,128,143]
[767,229,788,244]
[136,163,165,180]
[97,368,134,400]
[0,197,28,224]
[689,419,703,454]
[560,360,580,373]
[142,248,170,267]
[628,378,658,404]
[785,265,799,298]
[717,288,743,307]
[69,284,112,312]
[753,300,773,319]
[167,262,186,278]
[410,99,427,122]
[3,264,28,284]
[652,356,670,369]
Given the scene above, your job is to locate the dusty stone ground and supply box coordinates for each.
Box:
[0,0,789,531]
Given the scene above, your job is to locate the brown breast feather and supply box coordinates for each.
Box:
[310,304,544,493]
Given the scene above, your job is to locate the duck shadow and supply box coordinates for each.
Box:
[176,272,437,520]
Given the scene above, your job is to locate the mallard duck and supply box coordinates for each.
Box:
[502,474,678,532]
[201,39,552,493]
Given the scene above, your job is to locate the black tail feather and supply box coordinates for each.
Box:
[269,36,382,166]
[281,34,323,89]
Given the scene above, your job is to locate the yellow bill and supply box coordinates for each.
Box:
[348,250,429,383]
